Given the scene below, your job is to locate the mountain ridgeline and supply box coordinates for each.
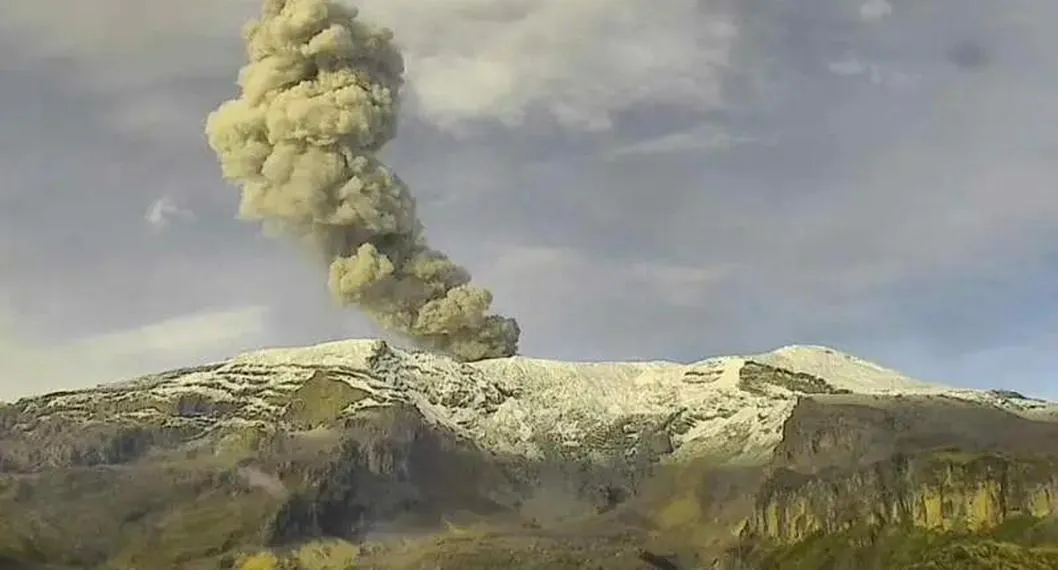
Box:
[1,341,1056,569]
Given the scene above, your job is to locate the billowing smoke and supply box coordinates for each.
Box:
[205,0,520,361]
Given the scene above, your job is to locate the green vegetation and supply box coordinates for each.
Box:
[737,520,1058,570]
[0,461,283,570]
[353,531,649,570]
[238,540,360,570]
[281,371,372,428]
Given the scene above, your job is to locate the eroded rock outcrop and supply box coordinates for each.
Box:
[1,340,1056,569]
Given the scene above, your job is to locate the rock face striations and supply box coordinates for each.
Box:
[1,340,1057,569]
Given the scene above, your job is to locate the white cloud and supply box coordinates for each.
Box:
[827,58,868,76]
[859,0,893,21]
[145,195,196,231]
[480,245,733,315]
[70,306,269,358]
[357,0,738,130]
[0,305,269,400]
[605,123,771,158]
[825,56,920,91]
[1,0,740,132]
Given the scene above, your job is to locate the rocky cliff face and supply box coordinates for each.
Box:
[750,394,1058,536]
[727,395,1058,569]
[749,451,1058,541]
[1,339,1056,569]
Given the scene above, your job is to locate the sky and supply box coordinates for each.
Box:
[0,0,1055,400]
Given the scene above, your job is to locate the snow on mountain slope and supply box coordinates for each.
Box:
[12,340,1056,466]
[750,345,949,394]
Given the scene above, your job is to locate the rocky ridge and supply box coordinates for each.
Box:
[6,340,1051,467]
[2,340,1057,569]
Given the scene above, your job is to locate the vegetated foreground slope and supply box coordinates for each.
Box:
[0,340,1056,569]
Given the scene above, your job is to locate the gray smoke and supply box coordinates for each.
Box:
[205,0,520,361]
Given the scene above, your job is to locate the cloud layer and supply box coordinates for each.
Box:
[0,305,269,400]
[0,0,1055,398]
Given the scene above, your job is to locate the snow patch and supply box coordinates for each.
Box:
[752,345,949,394]
[11,340,1056,466]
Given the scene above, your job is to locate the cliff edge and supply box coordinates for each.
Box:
[1,340,1056,569]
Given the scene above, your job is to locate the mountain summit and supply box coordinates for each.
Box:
[2,340,1057,569]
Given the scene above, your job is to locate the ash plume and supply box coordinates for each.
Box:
[205,0,520,361]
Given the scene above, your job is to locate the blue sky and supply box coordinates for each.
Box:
[0,0,1055,400]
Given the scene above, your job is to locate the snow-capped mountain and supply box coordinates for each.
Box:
[13,340,1053,467]
[5,339,1058,569]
